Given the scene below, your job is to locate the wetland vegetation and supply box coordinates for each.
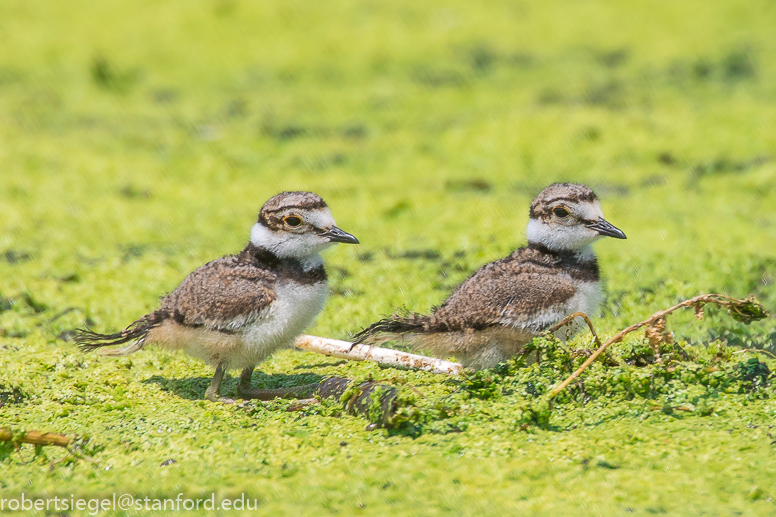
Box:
[1,0,775,514]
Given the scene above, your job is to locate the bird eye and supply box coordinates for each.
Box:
[552,207,569,218]
[283,216,303,227]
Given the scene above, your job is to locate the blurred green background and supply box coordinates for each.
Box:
[1,0,775,514]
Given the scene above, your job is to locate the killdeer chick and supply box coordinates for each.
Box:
[77,191,358,403]
[353,183,626,369]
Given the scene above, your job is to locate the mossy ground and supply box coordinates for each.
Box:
[1,0,776,514]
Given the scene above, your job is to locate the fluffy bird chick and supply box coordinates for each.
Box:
[77,192,358,403]
[353,183,626,370]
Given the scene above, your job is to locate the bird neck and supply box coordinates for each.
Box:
[240,243,283,268]
[525,219,598,261]
[239,243,324,273]
[249,222,331,262]
[527,240,596,263]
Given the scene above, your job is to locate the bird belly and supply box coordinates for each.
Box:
[146,320,244,367]
[236,281,328,368]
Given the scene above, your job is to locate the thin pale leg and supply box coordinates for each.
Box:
[204,363,235,404]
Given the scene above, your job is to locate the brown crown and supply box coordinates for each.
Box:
[258,191,328,226]
[529,183,598,219]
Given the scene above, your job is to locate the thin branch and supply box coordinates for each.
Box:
[1,428,99,468]
[547,294,769,399]
[732,349,776,359]
[0,428,71,448]
[295,335,463,375]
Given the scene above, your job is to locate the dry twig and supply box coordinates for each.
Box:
[732,349,776,359]
[547,294,768,399]
[1,428,98,467]
[295,335,463,375]
[544,311,603,348]
[0,428,71,448]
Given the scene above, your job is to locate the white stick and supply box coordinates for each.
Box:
[294,335,463,376]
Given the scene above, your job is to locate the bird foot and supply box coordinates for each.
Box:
[204,387,235,404]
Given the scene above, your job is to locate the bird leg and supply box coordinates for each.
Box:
[204,363,235,404]
[236,367,320,401]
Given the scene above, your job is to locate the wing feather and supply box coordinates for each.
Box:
[160,256,276,332]
[433,257,576,332]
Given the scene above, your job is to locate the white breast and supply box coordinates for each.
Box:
[567,280,602,316]
[553,280,602,341]
[231,279,328,369]
[499,279,602,337]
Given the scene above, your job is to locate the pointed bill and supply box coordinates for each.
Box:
[586,217,626,239]
[321,226,359,244]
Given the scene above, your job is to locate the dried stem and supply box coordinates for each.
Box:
[0,428,71,448]
[732,349,776,359]
[295,335,463,375]
[547,294,768,399]
[1,428,99,467]
[544,311,603,349]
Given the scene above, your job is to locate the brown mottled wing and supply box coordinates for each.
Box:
[433,256,575,331]
[160,256,277,332]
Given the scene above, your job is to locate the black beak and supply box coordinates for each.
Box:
[321,226,359,244]
[586,217,627,239]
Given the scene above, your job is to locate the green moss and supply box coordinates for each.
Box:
[2,0,776,513]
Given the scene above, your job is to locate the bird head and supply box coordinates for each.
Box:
[250,191,358,258]
[526,183,626,254]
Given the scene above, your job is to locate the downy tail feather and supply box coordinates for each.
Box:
[351,310,442,345]
[353,310,532,370]
[76,311,164,355]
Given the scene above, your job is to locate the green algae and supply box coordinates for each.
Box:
[2,0,776,514]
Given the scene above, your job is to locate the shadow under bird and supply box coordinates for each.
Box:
[77,191,358,403]
[353,183,626,369]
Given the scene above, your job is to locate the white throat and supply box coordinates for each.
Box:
[526,219,600,259]
[250,223,334,261]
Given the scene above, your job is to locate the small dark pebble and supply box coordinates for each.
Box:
[340,441,348,447]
